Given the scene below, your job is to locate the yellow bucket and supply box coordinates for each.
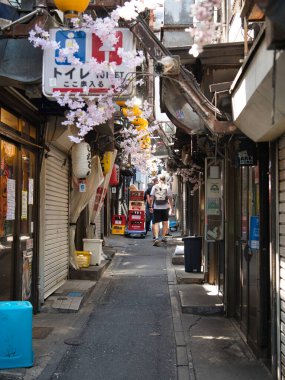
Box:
[75,251,91,268]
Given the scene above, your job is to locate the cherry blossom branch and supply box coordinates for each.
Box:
[187,0,221,57]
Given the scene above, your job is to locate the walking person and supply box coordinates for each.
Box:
[144,177,158,238]
[149,174,173,246]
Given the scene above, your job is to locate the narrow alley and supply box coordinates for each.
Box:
[1,235,269,380]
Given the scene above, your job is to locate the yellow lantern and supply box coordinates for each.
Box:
[54,0,90,18]
[101,151,112,175]
[116,100,126,107]
[131,117,148,128]
[122,106,142,118]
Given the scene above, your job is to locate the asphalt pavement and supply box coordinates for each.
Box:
[0,234,271,380]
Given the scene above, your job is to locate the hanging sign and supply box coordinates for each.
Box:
[235,138,257,167]
[43,28,135,98]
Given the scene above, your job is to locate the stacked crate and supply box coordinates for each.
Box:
[126,191,146,235]
[111,215,126,235]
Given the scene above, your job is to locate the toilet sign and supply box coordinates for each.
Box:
[43,28,135,98]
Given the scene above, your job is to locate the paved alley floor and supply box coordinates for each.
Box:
[0,234,272,380]
[38,235,177,380]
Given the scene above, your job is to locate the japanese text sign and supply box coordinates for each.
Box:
[43,28,135,98]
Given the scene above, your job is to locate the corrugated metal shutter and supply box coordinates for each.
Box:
[44,146,69,299]
[279,136,285,375]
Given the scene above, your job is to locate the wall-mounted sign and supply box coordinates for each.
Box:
[249,216,259,249]
[43,28,135,98]
[205,159,224,241]
[235,138,257,167]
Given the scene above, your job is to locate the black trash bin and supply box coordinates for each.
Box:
[182,236,202,273]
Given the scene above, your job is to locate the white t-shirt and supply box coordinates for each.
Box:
[150,183,172,210]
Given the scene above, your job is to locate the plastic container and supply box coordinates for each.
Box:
[129,191,144,201]
[0,301,34,369]
[75,251,91,268]
[83,239,103,266]
[127,220,145,231]
[128,210,145,221]
[111,225,126,235]
[111,214,126,226]
[129,201,145,211]
[182,236,202,273]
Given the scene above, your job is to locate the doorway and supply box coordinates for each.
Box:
[0,139,37,305]
[235,144,271,361]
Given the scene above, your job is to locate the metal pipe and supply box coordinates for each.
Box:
[0,9,41,31]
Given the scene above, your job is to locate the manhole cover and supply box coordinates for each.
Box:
[33,326,53,339]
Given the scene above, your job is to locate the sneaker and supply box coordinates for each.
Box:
[153,236,156,241]
[153,239,160,246]
[161,238,167,243]
[165,233,172,237]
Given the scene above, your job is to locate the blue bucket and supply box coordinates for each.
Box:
[0,301,34,369]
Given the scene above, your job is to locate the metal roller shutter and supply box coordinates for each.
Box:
[279,136,285,375]
[43,146,69,299]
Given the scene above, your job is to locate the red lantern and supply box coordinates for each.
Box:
[109,164,120,186]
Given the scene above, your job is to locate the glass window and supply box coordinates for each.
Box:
[0,108,19,131]
[164,0,194,25]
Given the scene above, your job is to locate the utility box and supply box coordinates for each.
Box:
[182,236,202,273]
[0,301,34,369]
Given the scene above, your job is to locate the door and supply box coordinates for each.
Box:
[240,166,260,350]
[20,147,36,303]
[0,140,18,300]
[0,141,37,304]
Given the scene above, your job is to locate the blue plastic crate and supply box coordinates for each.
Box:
[0,301,34,369]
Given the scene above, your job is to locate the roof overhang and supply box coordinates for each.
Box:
[231,29,285,142]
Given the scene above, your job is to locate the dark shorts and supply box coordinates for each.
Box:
[153,208,169,224]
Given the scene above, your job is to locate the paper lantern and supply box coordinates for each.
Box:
[54,0,90,18]
[132,117,148,128]
[122,106,142,118]
[109,164,120,186]
[71,142,91,179]
[101,151,112,175]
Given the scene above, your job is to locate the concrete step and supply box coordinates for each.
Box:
[178,283,224,315]
[174,266,204,284]
[69,259,111,281]
[172,245,184,265]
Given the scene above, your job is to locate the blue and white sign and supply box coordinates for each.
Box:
[43,28,135,98]
[55,30,87,65]
[249,216,259,250]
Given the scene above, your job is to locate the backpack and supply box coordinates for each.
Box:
[154,185,168,205]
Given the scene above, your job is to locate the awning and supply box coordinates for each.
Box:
[231,30,285,142]
[161,79,204,134]
[0,3,43,86]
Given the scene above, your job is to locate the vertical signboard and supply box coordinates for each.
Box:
[205,159,224,241]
